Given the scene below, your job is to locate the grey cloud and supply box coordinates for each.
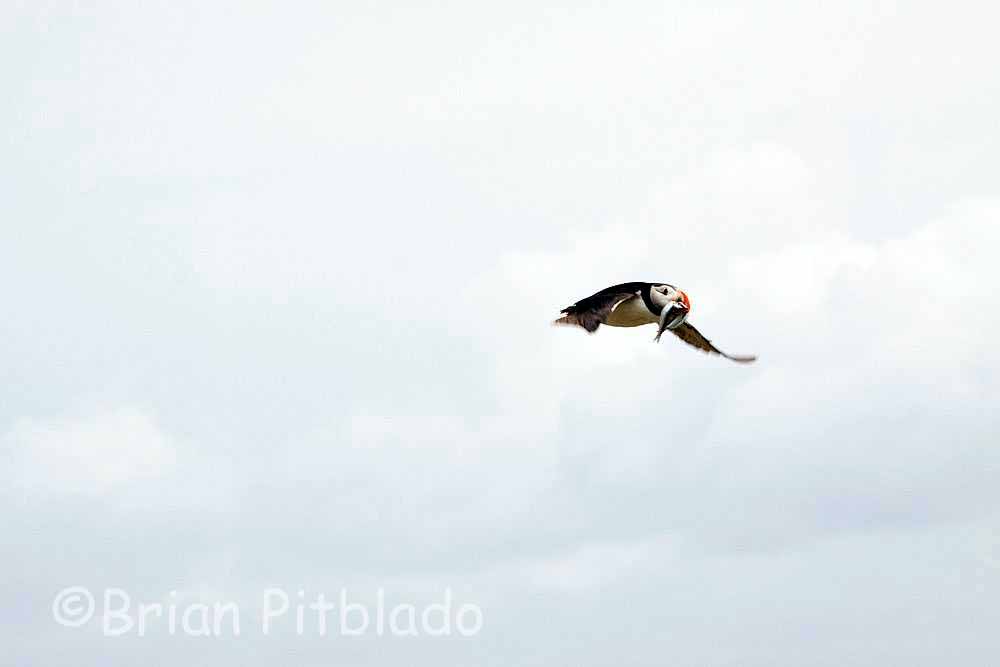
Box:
[5,2,1000,665]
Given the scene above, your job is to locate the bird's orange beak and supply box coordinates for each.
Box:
[678,290,691,310]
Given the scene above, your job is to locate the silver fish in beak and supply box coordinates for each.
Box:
[653,291,690,342]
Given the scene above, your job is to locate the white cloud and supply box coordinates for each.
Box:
[4,1,1000,665]
[518,536,679,593]
[6,409,176,495]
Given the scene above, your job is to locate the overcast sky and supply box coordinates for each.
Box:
[4,1,1000,665]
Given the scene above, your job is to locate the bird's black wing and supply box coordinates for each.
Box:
[670,322,757,363]
[553,283,647,333]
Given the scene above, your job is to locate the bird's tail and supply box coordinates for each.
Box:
[553,312,580,328]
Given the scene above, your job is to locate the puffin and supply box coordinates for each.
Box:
[553,282,756,363]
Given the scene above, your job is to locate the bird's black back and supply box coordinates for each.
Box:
[562,281,671,314]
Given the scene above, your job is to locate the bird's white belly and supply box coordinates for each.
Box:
[605,297,657,327]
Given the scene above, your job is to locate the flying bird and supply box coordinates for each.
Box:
[553,281,756,363]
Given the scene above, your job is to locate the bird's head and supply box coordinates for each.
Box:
[652,284,691,329]
[652,285,691,311]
